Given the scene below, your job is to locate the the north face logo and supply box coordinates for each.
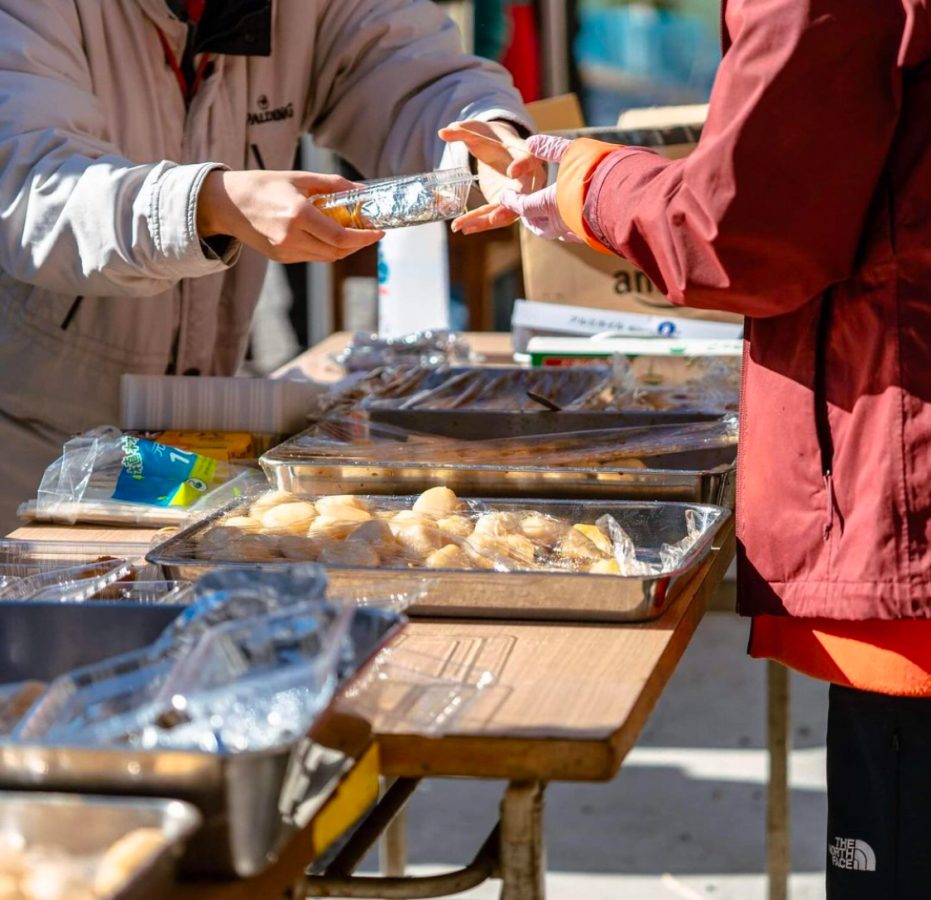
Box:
[829,837,877,872]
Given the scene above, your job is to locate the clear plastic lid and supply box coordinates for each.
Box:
[312,167,475,230]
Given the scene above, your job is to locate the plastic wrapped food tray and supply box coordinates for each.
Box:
[0,600,404,876]
[0,792,200,900]
[312,167,474,230]
[261,420,736,505]
[321,359,740,420]
[0,540,168,602]
[147,496,728,622]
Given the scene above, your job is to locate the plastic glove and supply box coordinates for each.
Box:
[498,135,582,243]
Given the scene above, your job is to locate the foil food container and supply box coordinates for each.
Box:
[0,792,200,900]
[312,167,474,230]
[147,496,728,623]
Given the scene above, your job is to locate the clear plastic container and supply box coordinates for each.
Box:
[312,167,475,230]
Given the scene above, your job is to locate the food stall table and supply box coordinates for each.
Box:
[4,331,744,898]
[9,517,734,899]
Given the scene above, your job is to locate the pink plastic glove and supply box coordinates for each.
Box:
[498,135,582,243]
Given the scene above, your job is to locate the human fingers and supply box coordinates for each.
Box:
[271,229,380,264]
[450,202,518,235]
[526,135,572,163]
[296,202,385,250]
[507,154,547,182]
[289,171,360,197]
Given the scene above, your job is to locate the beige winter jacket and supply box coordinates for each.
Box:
[0,0,529,527]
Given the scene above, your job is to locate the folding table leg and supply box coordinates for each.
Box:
[767,661,790,900]
[380,807,408,877]
[499,780,546,900]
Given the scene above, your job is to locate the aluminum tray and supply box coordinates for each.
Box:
[366,408,722,440]
[147,496,728,623]
[261,437,736,506]
[0,601,404,877]
[0,792,200,900]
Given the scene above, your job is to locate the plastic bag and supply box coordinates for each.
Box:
[15,565,353,753]
[26,427,259,526]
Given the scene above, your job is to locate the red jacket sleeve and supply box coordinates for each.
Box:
[582,0,907,318]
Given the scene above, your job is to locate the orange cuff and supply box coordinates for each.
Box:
[555,139,621,255]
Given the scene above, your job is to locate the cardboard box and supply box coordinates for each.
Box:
[521,98,742,326]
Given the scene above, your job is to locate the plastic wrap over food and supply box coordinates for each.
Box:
[16,565,354,753]
[322,357,739,414]
[0,539,181,603]
[366,365,619,412]
[0,681,46,736]
[610,355,741,414]
[27,426,259,527]
[312,167,474,230]
[334,332,471,374]
[338,632,515,736]
[281,414,738,469]
[178,487,724,577]
[0,558,135,602]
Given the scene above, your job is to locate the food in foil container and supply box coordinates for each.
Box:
[333,332,471,374]
[185,487,707,576]
[312,167,474,230]
[0,826,170,900]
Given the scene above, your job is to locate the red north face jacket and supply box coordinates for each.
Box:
[583,0,931,620]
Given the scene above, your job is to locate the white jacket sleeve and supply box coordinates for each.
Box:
[0,2,237,298]
[307,0,532,177]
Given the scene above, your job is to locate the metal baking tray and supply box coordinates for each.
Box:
[261,431,736,506]
[366,408,721,440]
[0,792,200,900]
[147,496,728,622]
[0,601,404,877]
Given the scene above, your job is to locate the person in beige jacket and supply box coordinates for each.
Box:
[0,0,535,531]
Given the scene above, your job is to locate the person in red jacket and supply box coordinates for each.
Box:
[447,0,931,896]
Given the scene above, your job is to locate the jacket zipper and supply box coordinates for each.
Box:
[60,296,84,330]
[814,292,836,540]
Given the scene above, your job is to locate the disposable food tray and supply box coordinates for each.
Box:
[261,427,736,505]
[147,496,728,622]
[0,600,404,877]
[312,167,474,230]
[0,792,200,900]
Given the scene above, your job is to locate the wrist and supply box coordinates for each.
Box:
[196,168,235,239]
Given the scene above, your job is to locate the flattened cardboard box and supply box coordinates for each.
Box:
[521,98,742,326]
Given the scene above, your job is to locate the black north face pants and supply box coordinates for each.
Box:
[827,684,931,898]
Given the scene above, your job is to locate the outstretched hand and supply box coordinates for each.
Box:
[197,169,385,263]
[438,119,546,235]
[497,135,581,243]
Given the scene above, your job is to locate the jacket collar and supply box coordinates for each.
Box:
[139,0,273,56]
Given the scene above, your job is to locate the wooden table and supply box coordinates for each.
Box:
[7,332,738,898]
[11,518,735,899]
